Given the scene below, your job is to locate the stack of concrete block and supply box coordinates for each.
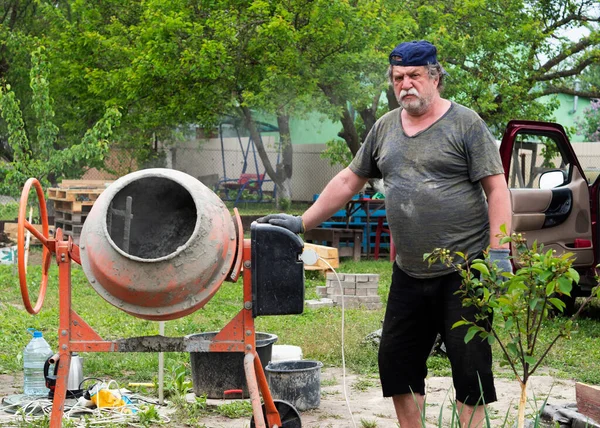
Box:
[316,273,382,310]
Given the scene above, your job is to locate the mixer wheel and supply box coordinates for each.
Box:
[250,399,301,428]
[17,177,52,314]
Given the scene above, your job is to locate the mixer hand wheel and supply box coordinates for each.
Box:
[18,178,53,314]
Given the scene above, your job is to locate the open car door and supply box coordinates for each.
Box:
[499,121,595,279]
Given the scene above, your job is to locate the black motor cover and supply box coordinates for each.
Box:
[251,222,305,317]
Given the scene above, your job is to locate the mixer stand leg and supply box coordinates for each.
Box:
[244,352,267,428]
[49,352,71,428]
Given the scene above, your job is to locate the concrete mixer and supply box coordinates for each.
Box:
[16,169,306,428]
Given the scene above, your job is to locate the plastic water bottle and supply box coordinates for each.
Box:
[23,329,54,396]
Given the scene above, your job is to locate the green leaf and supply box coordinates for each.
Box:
[506,342,518,356]
[452,320,469,329]
[557,277,572,296]
[548,298,565,311]
[464,326,480,344]
[524,355,536,365]
[567,268,580,284]
[539,270,553,282]
[545,281,555,296]
[471,263,490,277]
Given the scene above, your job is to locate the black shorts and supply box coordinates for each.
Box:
[378,262,497,406]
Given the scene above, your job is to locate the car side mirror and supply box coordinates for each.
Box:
[539,170,566,189]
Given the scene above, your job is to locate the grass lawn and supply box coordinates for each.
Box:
[2,200,600,427]
[2,255,600,388]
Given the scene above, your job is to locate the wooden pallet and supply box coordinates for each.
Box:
[58,179,113,189]
[3,223,55,244]
[48,187,104,202]
[53,199,95,213]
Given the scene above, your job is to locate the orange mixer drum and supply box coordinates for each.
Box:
[79,169,238,321]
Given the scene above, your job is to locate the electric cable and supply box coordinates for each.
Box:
[1,379,171,427]
[303,248,358,428]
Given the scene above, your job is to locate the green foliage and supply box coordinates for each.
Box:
[278,197,291,212]
[575,99,600,142]
[321,139,353,167]
[137,404,161,427]
[216,400,253,418]
[425,229,600,426]
[359,418,378,428]
[0,202,20,221]
[163,363,192,400]
[0,47,122,195]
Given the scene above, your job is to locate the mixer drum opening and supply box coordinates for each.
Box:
[107,177,197,259]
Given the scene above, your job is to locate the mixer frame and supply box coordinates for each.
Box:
[17,177,292,428]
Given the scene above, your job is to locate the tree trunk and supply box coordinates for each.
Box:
[275,113,293,209]
[386,85,400,111]
[517,381,527,428]
[239,104,288,205]
[318,83,361,155]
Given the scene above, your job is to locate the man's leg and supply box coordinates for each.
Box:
[379,264,440,427]
[442,269,496,426]
[457,400,485,428]
[392,393,425,428]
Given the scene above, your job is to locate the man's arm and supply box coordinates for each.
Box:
[302,167,369,231]
[481,173,512,249]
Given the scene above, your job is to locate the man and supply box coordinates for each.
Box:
[259,40,512,427]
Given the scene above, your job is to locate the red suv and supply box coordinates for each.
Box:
[499,120,599,311]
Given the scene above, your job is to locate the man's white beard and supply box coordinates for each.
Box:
[398,88,432,116]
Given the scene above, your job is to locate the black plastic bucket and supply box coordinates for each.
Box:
[189,332,278,398]
[266,360,323,411]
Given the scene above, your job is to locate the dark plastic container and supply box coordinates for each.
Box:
[266,360,323,411]
[190,332,278,398]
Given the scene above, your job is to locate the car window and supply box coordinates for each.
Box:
[508,132,570,189]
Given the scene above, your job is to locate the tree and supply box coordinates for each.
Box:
[0,47,121,195]
[40,0,403,205]
[5,0,598,201]
[426,229,600,428]
[575,64,600,141]
[410,0,600,132]
[575,98,600,141]
[323,0,600,161]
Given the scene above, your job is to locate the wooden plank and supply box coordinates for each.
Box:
[576,382,600,424]
[303,242,339,271]
[58,179,113,189]
[54,200,95,213]
[48,187,104,202]
[4,222,55,244]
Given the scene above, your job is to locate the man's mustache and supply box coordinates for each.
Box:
[399,88,420,99]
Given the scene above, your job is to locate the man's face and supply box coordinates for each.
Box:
[392,65,439,116]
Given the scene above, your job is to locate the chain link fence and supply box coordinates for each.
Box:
[159,125,344,203]
[83,136,600,201]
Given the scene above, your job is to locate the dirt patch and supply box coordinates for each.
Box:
[0,369,576,427]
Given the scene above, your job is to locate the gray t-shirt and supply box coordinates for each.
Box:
[349,102,504,278]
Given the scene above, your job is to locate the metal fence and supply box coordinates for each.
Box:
[83,137,600,202]
[160,135,344,202]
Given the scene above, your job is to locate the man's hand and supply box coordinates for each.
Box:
[489,248,512,280]
[256,213,305,234]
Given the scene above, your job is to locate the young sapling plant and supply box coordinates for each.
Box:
[425,225,600,428]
